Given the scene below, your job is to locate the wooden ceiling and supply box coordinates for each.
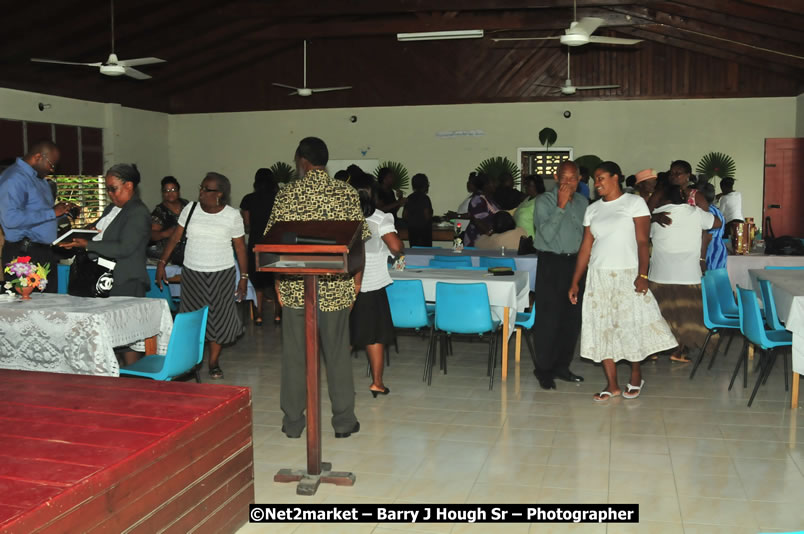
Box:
[2,0,802,114]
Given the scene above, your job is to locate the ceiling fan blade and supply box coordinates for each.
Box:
[492,36,559,42]
[288,91,299,96]
[588,36,643,46]
[570,17,604,36]
[31,58,102,67]
[310,86,352,93]
[123,67,151,80]
[273,82,300,90]
[117,57,166,67]
[533,83,561,89]
[575,84,620,90]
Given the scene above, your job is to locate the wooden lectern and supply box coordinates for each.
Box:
[254,220,364,496]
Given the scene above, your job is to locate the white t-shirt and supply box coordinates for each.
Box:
[178,203,245,272]
[93,206,122,241]
[361,210,395,292]
[718,191,743,223]
[649,204,715,284]
[583,193,650,270]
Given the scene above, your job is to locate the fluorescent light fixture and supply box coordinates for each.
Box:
[397,30,484,41]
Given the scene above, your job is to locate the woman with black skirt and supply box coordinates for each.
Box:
[349,173,403,397]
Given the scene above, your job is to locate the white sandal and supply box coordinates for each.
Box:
[623,380,645,399]
[593,390,621,402]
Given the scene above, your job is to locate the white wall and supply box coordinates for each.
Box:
[170,97,797,222]
[0,88,169,209]
[797,93,804,137]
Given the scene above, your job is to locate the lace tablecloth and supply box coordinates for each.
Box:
[0,294,173,377]
[403,248,539,291]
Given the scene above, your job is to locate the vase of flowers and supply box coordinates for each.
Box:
[3,256,50,300]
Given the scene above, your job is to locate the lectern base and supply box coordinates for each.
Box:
[274,462,356,496]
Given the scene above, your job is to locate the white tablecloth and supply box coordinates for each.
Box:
[727,255,804,290]
[0,294,173,377]
[151,264,257,304]
[389,268,530,339]
[749,269,804,375]
[403,248,539,291]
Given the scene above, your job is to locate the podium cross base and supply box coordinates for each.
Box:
[274,462,356,496]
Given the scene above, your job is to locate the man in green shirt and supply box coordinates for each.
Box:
[530,161,589,389]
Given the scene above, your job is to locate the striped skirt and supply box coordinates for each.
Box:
[180,266,244,345]
[649,282,709,352]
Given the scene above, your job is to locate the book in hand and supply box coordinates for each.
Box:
[52,228,100,245]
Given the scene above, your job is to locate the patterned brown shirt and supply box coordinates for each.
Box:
[264,168,370,312]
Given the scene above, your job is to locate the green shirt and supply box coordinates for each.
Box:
[513,196,537,238]
[531,189,588,254]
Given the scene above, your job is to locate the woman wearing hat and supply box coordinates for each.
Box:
[634,168,658,204]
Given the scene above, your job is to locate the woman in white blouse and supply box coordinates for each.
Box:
[569,162,676,401]
[349,173,403,397]
[155,172,248,380]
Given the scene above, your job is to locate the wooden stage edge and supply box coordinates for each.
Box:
[0,370,255,534]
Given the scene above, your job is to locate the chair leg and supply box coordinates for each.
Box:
[448,336,453,356]
[423,327,435,384]
[707,332,725,370]
[743,341,749,388]
[728,344,744,391]
[690,330,714,379]
[723,331,734,356]
[523,329,536,362]
[762,348,778,386]
[487,333,495,377]
[489,330,499,390]
[194,367,201,383]
[748,350,768,407]
[783,348,789,392]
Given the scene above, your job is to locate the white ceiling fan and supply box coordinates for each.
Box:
[272,40,352,97]
[493,0,642,47]
[537,51,620,96]
[31,0,164,79]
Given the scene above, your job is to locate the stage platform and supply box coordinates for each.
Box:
[0,370,254,534]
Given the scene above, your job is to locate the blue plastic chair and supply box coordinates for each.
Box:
[690,274,741,379]
[429,257,472,267]
[386,280,436,380]
[120,307,209,382]
[432,282,501,389]
[757,279,786,332]
[765,266,804,270]
[146,267,178,312]
[479,257,516,270]
[731,287,792,407]
[707,268,739,317]
[514,305,536,365]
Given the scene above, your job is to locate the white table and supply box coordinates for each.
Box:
[403,248,539,291]
[0,294,173,377]
[728,254,804,290]
[390,268,530,380]
[149,264,258,304]
[748,269,804,408]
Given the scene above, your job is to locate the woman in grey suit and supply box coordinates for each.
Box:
[60,163,151,297]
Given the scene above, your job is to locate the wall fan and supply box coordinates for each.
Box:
[272,41,352,97]
[537,51,620,96]
[31,0,165,80]
[493,0,641,47]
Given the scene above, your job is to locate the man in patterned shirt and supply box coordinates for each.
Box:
[265,137,369,439]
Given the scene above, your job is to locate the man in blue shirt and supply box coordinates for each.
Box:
[0,140,73,292]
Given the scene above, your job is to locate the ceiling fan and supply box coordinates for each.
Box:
[31,0,164,79]
[272,40,352,97]
[492,0,641,47]
[537,51,620,96]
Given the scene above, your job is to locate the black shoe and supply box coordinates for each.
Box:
[536,374,556,390]
[335,422,360,438]
[281,425,301,439]
[370,386,390,398]
[555,371,584,383]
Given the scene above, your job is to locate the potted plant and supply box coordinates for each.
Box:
[373,161,410,191]
[475,156,521,186]
[696,152,736,183]
[4,256,51,299]
[270,162,299,184]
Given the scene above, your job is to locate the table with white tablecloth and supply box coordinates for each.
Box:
[0,294,173,377]
[403,248,539,291]
[727,254,804,290]
[748,269,804,408]
[390,268,530,380]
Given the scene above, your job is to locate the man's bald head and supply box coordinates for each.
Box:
[24,140,59,178]
[556,160,579,177]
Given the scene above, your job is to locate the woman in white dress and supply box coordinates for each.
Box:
[569,162,677,401]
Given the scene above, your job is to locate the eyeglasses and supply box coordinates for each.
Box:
[199,186,220,193]
[42,154,56,171]
[107,185,119,193]
[162,188,178,193]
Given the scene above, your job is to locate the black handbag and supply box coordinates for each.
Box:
[68,251,115,298]
[764,217,804,256]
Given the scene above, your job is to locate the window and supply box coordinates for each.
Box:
[518,147,574,177]
[53,175,107,227]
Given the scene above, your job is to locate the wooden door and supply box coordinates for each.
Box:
[764,138,804,237]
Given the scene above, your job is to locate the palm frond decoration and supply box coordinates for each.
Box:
[538,127,558,150]
[696,152,736,183]
[374,161,410,191]
[475,156,521,186]
[574,155,603,175]
[270,161,298,184]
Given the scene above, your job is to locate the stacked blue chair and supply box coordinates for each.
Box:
[146,267,178,312]
[731,287,792,407]
[479,257,516,270]
[429,257,473,268]
[432,282,501,389]
[690,274,741,379]
[120,307,209,382]
[386,280,436,380]
[765,266,804,270]
[514,305,536,364]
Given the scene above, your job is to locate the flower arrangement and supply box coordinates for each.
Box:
[4,256,51,295]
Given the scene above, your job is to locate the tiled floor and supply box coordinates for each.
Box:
[222,322,804,534]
